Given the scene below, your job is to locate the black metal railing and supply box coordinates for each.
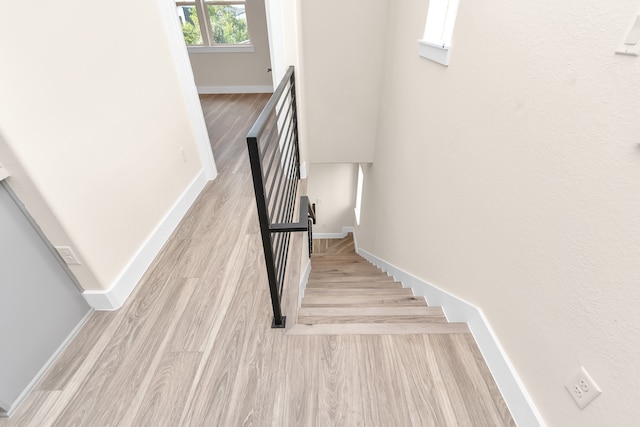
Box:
[247,66,313,328]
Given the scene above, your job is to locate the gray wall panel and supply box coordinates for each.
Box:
[0,183,90,414]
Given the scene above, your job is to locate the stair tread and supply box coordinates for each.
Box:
[310,270,385,277]
[304,288,413,297]
[306,281,403,289]
[298,306,442,317]
[298,316,447,324]
[311,262,369,268]
[301,295,426,307]
[311,266,374,272]
[307,274,395,283]
[310,265,382,273]
[298,303,445,324]
[286,322,470,336]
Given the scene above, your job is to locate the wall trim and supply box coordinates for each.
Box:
[418,39,451,66]
[298,258,311,307]
[197,85,274,95]
[187,45,255,54]
[313,226,355,240]
[354,244,545,427]
[0,162,9,181]
[299,161,307,179]
[0,309,93,417]
[83,170,209,310]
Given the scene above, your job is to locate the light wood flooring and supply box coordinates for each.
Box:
[0,93,514,426]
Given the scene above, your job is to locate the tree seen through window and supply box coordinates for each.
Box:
[177,3,249,46]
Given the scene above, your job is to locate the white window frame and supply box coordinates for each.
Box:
[354,164,364,226]
[418,0,460,66]
[176,0,255,53]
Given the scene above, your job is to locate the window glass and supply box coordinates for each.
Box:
[355,164,363,225]
[207,4,249,44]
[176,1,251,47]
[177,5,203,45]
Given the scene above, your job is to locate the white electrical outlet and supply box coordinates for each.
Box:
[0,161,9,180]
[565,367,601,409]
[55,246,81,265]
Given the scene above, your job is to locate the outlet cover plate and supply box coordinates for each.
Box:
[55,246,81,265]
[0,162,9,181]
[565,367,601,409]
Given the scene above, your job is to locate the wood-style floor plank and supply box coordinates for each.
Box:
[52,277,196,427]
[36,312,114,391]
[0,94,513,427]
[274,336,319,426]
[316,335,365,426]
[391,334,454,427]
[357,335,413,426]
[132,352,202,426]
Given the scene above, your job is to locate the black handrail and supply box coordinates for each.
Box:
[247,66,311,328]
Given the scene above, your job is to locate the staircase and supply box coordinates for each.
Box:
[287,235,470,335]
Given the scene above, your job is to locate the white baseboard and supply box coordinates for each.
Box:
[197,85,273,94]
[299,161,307,179]
[83,170,210,310]
[298,259,311,307]
[313,226,355,240]
[0,309,94,417]
[355,245,545,427]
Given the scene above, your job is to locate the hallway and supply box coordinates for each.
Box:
[1,94,513,426]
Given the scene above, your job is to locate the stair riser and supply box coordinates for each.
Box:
[298,316,447,324]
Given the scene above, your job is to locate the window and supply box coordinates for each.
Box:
[176,1,251,49]
[354,164,364,225]
[418,0,459,66]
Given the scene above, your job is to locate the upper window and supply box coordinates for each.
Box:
[176,1,251,47]
[418,0,459,66]
[354,164,364,225]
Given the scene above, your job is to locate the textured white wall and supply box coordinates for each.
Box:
[188,0,273,88]
[307,163,358,234]
[299,0,388,163]
[355,0,640,425]
[0,0,205,291]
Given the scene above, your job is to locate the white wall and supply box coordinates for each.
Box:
[307,163,357,234]
[0,0,210,294]
[188,0,273,91]
[355,0,640,425]
[265,0,299,87]
[264,0,311,168]
[299,0,388,163]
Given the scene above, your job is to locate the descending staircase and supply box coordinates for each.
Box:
[287,235,470,335]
